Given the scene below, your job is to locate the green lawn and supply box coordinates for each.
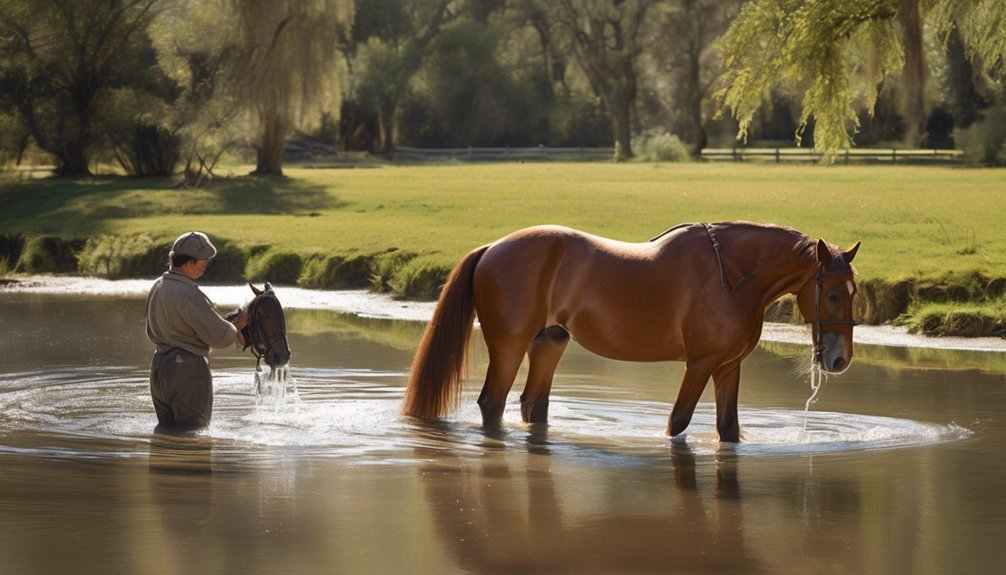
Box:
[5,162,1004,280]
[2,162,1005,317]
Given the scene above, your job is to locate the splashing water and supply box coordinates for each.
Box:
[255,366,301,414]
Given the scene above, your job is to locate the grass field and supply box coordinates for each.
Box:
[2,162,1005,331]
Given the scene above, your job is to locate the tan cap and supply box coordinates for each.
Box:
[170,231,217,260]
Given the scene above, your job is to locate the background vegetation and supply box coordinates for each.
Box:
[1,0,1005,175]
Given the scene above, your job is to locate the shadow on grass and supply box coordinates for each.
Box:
[0,174,344,235]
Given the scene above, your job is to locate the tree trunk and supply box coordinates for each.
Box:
[377,110,395,155]
[55,143,92,176]
[611,100,634,161]
[254,111,287,175]
[897,0,927,147]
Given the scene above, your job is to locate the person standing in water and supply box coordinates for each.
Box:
[145,232,247,434]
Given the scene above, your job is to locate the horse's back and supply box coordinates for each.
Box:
[472,225,709,361]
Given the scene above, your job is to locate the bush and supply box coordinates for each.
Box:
[634,131,692,162]
[954,106,1006,166]
[15,235,84,274]
[299,253,375,289]
[371,250,417,292]
[392,255,452,300]
[78,234,164,278]
[245,250,303,285]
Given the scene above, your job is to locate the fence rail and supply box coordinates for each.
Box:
[393,145,615,162]
[700,147,964,164]
[390,145,965,164]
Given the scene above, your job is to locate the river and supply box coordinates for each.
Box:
[0,278,1004,574]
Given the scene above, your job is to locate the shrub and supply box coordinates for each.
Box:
[954,106,1006,166]
[78,234,163,278]
[299,253,375,289]
[633,131,692,162]
[15,235,84,274]
[391,255,452,300]
[245,250,303,285]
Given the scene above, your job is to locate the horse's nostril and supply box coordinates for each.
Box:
[832,357,846,372]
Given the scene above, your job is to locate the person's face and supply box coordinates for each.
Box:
[181,258,210,279]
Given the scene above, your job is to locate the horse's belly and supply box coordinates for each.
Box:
[564,316,687,363]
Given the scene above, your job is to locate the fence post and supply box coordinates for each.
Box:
[775,148,780,163]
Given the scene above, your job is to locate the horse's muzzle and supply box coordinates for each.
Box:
[817,331,852,374]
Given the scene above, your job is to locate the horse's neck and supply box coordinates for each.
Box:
[731,226,818,304]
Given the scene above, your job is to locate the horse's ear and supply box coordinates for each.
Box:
[843,241,861,264]
[816,239,834,267]
[249,283,262,296]
[264,282,273,292]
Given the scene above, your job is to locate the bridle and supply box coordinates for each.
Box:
[241,292,288,371]
[801,262,857,365]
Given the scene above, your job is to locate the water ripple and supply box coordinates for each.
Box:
[0,366,970,465]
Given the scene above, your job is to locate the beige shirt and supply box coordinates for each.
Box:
[145,270,238,357]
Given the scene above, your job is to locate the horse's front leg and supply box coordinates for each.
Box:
[712,360,743,443]
[668,357,717,437]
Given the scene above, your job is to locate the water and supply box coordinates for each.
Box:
[1,286,1004,574]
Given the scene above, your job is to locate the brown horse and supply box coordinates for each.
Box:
[402,222,860,442]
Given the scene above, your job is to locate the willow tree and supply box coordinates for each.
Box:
[720,0,1006,158]
[231,0,353,175]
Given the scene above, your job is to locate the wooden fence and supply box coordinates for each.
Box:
[393,146,615,162]
[700,147,964,164]
[391,145,965,164]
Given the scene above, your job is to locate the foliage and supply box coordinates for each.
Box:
[15,235,83,274]
[633,132,692,162]
[953,105,1006,165]
[719,0,903,160]
[0,0,167,175]
[299,252,375,289]
[245,249,303,285]
[77,234,164,278]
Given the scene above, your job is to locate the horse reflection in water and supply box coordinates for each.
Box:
[417,442,761,573]
[404,223,860,442]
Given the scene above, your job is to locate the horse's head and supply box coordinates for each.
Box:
[244,282,292,369]
[797,240,860,373]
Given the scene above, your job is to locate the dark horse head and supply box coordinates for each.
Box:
[796,240,860,374]
[234,282,291,369]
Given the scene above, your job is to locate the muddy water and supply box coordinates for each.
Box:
[1,287,1005,574]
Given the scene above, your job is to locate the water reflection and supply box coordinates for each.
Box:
[416,438,762,573]
[2,292,1006,573]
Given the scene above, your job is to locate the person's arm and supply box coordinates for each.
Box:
[184,293,240,349]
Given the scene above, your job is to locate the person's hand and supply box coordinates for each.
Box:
[236,327,247,348]
[229,306,249,330]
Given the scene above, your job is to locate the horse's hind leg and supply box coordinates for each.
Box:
[477,343,526,427]
[520,326,569,423]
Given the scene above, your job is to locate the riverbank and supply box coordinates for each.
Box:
[4,163,1006,336]
[4,275,1004,353]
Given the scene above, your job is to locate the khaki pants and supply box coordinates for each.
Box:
[150,348,213,433]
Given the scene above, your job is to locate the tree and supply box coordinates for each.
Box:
[0,0,165,175]
[230,0,354,175]
[655,0,741,155]
[546,0,659,160]
[349,0,454,154]
[719,0,1006,158]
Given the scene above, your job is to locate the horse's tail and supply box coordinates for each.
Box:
[403,245,488,420]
